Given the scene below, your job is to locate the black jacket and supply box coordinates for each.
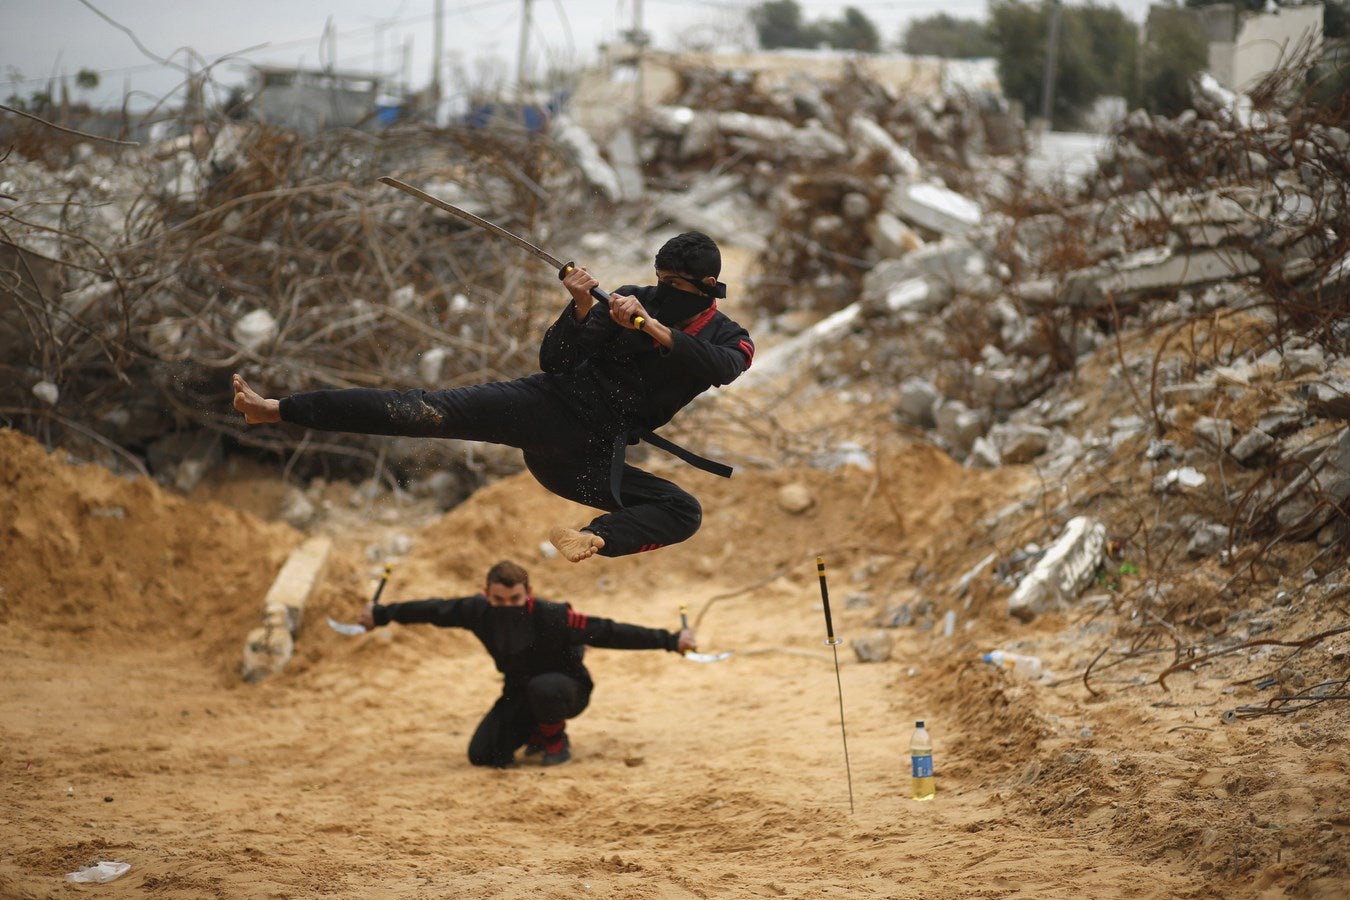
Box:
[540,286,754,431]
[372,595,679,691]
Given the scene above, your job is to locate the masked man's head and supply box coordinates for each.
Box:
[652,232,726,323]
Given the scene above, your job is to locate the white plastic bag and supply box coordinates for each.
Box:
[66,861,131,883]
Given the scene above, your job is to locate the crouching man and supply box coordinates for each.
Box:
[358,560,696,767]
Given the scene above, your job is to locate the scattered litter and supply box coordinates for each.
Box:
[982,649,1045,679]
[66,861,130,883]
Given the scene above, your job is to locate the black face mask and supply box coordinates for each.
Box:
[653,282,713,324]
[489,604,529,622]
[487,603,532,656]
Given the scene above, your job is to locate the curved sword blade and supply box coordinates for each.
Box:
[378,176,565,271]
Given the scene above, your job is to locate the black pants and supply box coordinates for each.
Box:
[467,673,591,768]
[286,376,702,557]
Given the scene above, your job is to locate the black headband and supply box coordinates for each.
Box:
[677,273,727,299]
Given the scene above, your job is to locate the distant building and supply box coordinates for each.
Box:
[248,65,401,135]
[1169,2,1324,92]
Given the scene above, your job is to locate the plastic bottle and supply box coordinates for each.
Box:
[910,720,935,801]
[982,650,1044,678]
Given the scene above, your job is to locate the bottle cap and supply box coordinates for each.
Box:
[915,720,924,728]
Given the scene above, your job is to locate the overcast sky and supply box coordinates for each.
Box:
[2,0,1157,110]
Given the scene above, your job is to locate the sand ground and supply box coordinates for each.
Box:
[2,426,1347,898]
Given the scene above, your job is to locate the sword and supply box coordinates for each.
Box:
[327,563,393,636]
[378,176,646,330]
[817,556,855,814]
[679,604,733,664]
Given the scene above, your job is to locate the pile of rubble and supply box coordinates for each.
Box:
[1,118,616,502]
[2,55,1345,573]
[738,70,1348,639]
[565,61,1026,315]
[0,57,1028,506]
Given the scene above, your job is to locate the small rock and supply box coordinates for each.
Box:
[777,482,814,515]
[852,631,893,663]
[32,380,59,405]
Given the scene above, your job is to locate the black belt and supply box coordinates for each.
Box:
[608,430,733,506]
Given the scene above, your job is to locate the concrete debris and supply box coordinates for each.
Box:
[1187,522,1230,559]
[895,377,939,427]
[31,380,59,405]
[1262,428,1350,540]
[989,423,1053,465]
[232,308,278,352]
[1155,467,1207,492]
[552,114,625,203]
[3,47,1347,643]
[1008,516,1108,622]
[851,631,894,663]
[242,536,331,683]
[884,181,982,237]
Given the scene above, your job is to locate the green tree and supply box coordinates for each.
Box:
[752,0,817,49]
[902,13,995,58]
[1185,0,1265,12]
[988,0,1138,128]
[751,1,882,51]
[988,1,1051,118]
[1322,0,1349,39]
[75,68,100,91]
[1138,7,1211,115]
[824,7,881,52]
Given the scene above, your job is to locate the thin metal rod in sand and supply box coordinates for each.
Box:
[816,556,854,814]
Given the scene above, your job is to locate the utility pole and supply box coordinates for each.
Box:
[1038,0,1062,129]
[634,0,645,114]
[516,0,534,99]
[429,0,443,116]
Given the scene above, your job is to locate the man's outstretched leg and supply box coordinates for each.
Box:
[549,526,606,563]
[232,374,281,424]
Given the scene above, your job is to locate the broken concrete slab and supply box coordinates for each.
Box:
[1061,244,1265,308]
[1008,516,1107,621]
[884,180,982,237]
[242,535,332,683]
[552,115,624,203]
[652,174,770,253]
[734,303,861,391]
[848,114,921,177]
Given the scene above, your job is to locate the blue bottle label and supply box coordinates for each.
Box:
[911,753,933,778]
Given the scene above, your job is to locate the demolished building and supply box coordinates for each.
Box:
[1,47,1346,646]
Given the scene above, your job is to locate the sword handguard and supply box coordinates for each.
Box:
[558,260,616,310]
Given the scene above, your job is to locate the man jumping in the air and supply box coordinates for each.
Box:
[233,231,753,562]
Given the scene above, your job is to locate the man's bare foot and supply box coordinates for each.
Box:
[549,526,605,563]
[232,373,281,425]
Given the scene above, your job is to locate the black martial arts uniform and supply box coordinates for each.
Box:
[371,594,681,767]
[278,287,754,557]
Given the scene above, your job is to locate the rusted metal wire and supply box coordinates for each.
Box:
[1157,625,1350,692]
[1222,677,1350,721]
[1,115,605,483]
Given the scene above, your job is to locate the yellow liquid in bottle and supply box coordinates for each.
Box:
[912,775,935,801]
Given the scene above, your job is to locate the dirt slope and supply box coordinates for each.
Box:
[2,425,1346,899]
